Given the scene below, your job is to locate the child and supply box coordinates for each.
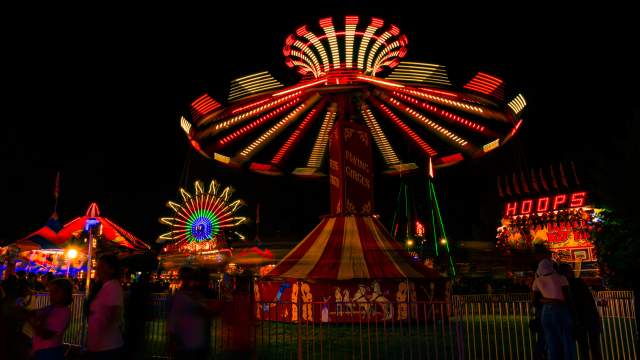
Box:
[29,278,72,360]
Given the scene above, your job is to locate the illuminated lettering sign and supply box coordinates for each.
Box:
[504,192,588,216]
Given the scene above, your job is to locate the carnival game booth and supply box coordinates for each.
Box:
[258,213,443,323]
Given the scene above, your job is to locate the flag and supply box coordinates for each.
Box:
[570,160,581,186]
[54,172,60,199]
[539,168,549,192]
[559,163,569,188]
[512,173,521,195]
[504,175,512,196]
[520,170,529,193]
[256,203,260,224]
[550,165,559,190]
[530,169,540,193]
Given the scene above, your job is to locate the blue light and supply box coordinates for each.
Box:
[191,216,213,241]
[84,218,101,231]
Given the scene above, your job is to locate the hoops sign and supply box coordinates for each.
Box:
[504,192,587,216]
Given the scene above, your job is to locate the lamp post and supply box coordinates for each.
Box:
[65,248,78,278]
[83,218,101,299]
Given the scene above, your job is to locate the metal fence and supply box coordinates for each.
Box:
[33,291,637,359]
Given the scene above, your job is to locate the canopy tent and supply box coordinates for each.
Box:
[265,215,439,280]
[57,202,150,254]
[13,213,65,251]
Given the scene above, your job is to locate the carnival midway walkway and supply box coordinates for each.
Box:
[35,291,637,359]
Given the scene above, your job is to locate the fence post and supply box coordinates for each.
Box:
[297,281,303,360]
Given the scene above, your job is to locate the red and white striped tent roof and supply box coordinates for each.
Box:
[266,215,440,280]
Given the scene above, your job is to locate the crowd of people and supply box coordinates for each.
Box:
[0,256,254,360]
[2,249,604,360]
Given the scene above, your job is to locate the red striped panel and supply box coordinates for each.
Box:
[267,219,329,276]
[356,217,403,278]
[307,216,346,279]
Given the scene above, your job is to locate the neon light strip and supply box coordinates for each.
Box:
[399,88,484,114]
[306,106,337,168]
[344,16,358,69]
[301,28,330,73]
[217,98,302,147]
[239,94,321,159]
[360,104,401,165]
[291,40,322,76]
[230,98,271,114]
[356,76,404,88]
[386,97,468,146]
[357,18,383,71]
[272,79,326,97]
[180,116,191,135]
[290,49,321,77]
[366,30,392,73]
[271,99,326,164]
[319,18,340,70]
[368,98,437,157]
[391,91,487,133]
[508,94,527,114]
[200,91,301,133]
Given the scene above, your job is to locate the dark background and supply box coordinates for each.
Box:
[2,4,637,249]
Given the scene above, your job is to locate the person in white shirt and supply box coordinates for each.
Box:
[87,254,124,359]
[532,258,576,360]
[29,278,72,360]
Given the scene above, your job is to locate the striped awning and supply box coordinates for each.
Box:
[266,215,440,280]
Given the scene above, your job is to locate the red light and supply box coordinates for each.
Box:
[536,197,550,212]
[570,192,586,207]
[371,18,384,27]
[296,26,309,37]
[319,17,333,27]
[345,15,359,25]
[388,25,400,36]
[505,202,518,216]
[521,200,533,214]
[552,194,567,210]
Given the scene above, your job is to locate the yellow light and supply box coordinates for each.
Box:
[406,239,414,247]
[66,248,78,259]
[440,238,448,245]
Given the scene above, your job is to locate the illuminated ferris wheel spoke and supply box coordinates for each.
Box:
[271,99,327,166]
[378,94,472,151]
[236,94,322,163]
[386,90,496,137]
[215,97,306,149]
[292,104,338,176]
[198,91,303,133]
[359,104,402,166]
[367,97,438,157]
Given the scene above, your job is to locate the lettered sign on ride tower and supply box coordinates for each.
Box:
[329,120,374,215]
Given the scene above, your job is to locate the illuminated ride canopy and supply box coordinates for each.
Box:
[180,16,527,177]
[157,180,247,269]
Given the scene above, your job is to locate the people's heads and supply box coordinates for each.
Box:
[44,273,55,284]
[49,278,73,306]
[96,254,120,282]
[558,263,575,279]
[536,258,556,276]
[178,266,195,288]
[17,270,26,279]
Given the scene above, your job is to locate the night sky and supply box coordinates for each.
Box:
[2,4,637,249]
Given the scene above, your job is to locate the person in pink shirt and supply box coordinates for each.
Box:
[28,278,72,360]
[87,255,124,359]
